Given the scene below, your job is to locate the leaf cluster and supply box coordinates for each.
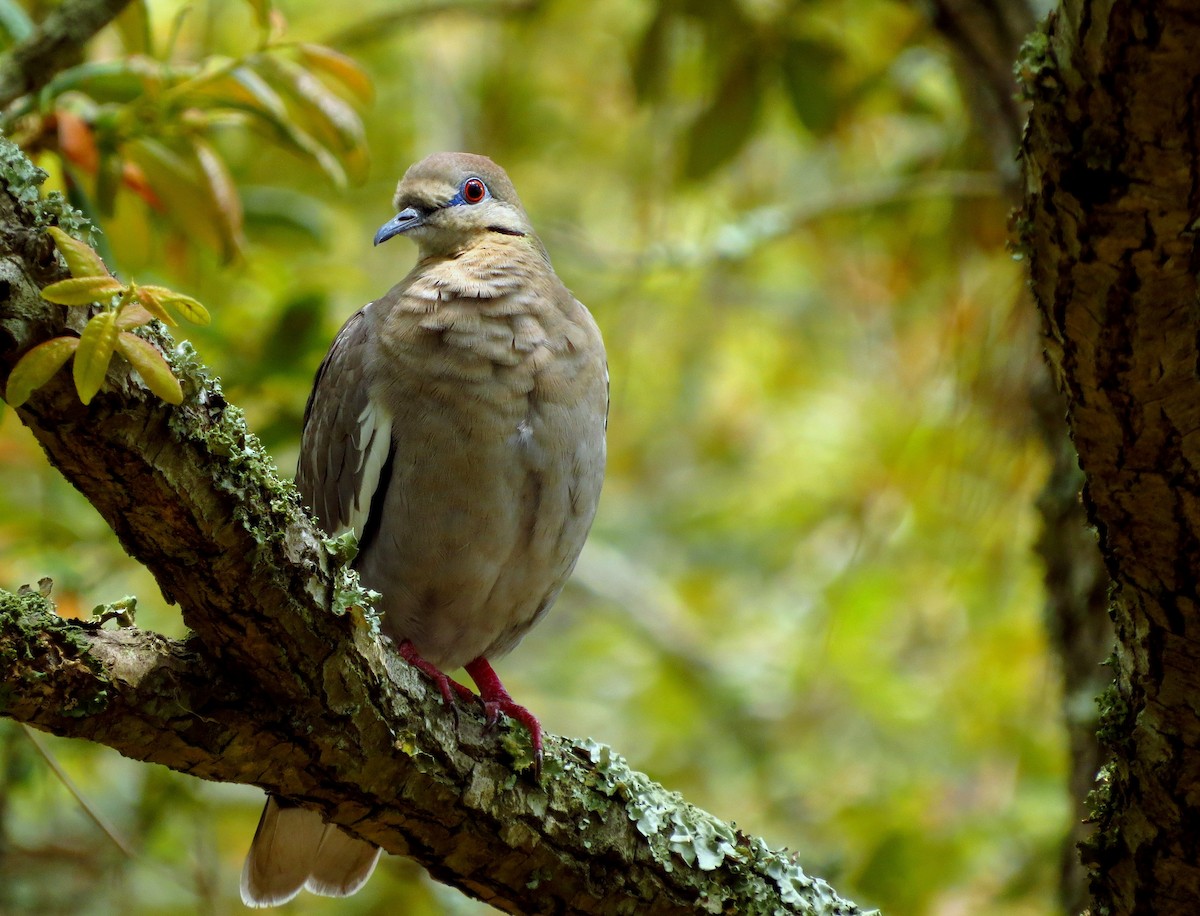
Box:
[632,1,855,180]
[1,0,372,262]
[5,227,208,407]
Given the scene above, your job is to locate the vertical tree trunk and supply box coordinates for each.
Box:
[1022,2,1200,911]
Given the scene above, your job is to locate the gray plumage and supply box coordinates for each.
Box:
[240,152,607,906]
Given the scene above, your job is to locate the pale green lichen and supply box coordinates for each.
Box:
[571,738,872,915]
[331,564,381,632]
[36,190,98,243]
[1015,23,1058,102]
[393,727,440,775]
[325,533,381,632]
[0,135,98,243]
[578,738,739,871]
[90,595,137,627]
[499,724,539,774]
[166,365,308,548]
[0,587,110,719]
[324,531,361,566]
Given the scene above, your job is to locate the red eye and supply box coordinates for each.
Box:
[462,178,487,203]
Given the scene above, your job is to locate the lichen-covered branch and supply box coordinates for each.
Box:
[0,0,135,110]
[0,588,864,915]
[0,139,868,914]
[1021,2,1200,913]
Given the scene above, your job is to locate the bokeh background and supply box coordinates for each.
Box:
[0,0,1065,913]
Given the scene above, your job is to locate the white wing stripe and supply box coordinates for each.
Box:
[346,399,392,540]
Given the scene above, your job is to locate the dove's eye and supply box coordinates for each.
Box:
[462,178,487,203]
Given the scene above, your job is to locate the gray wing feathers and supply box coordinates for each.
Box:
[304,826,383,897]
[240,797,381,907]
[296,305,393,538]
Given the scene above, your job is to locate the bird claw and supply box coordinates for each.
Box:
[397,644,545,779]
[397,640,473,711]
[465,657,544,780]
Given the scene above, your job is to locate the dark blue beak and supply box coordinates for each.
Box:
[374,207,424,246]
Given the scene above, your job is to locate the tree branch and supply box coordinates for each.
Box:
[0,0,135,110]
[0,141,868,914]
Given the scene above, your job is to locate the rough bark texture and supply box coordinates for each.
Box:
[919,2,1113,909]
[1032,373,1113,913]
[1022,3,1200,913]
[0,146,868,914]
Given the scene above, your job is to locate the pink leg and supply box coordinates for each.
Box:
[464,657,544,778]
[397,640,474,706]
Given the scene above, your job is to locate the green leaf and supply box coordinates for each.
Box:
[253,54,368,182]
[114,0,151,55]
[0,0,34,45]
[4,337,78,407]
[683,53,763,180]
[778,37,843,135]
[124,138,231,259]
[95,149,123,216]
[192,136,246,256]
[245,0,272,32]
[181,66,344,185]
[116,332,183,405]
[41,276,124,305]
[46,227,111,278]
[138,286,211,326]
[73,311,119,405]
[297,44,374,104]
[186,64,290,120]
[240,185,328,243]
[40,57,166,106]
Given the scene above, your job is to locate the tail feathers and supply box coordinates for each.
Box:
[240,796,381,908]
[305,826,383,897]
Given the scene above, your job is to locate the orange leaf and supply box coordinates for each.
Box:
[116,301,157,330]
[56,109,99,174]
[121,159,161,209]
[132,286,178,326]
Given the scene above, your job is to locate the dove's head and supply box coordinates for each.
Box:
[374,152,538,258]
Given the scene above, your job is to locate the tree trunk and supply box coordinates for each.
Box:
[1022,2,1200,911]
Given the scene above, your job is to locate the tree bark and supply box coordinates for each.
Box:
[0,0,135,110]
[0,143,868,914]
[1022,2,1200,912]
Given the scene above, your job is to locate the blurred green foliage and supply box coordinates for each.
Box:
[0,0,1060,913]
